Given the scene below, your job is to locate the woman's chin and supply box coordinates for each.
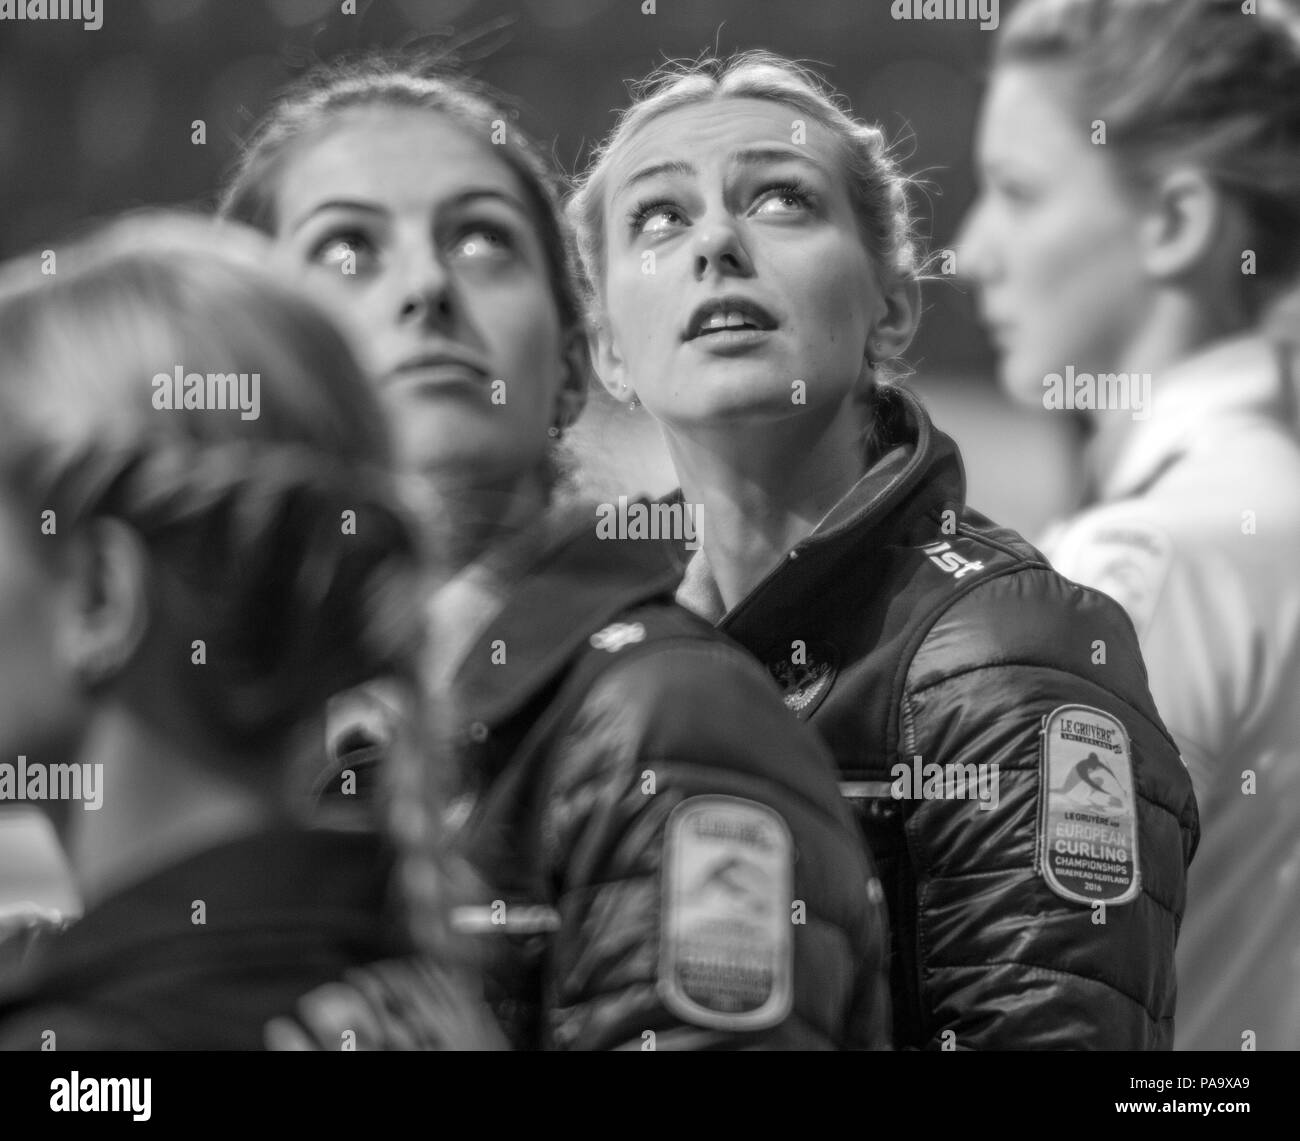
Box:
[656,378,845,426]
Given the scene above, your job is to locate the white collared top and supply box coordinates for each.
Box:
[1040,333,1300,1051]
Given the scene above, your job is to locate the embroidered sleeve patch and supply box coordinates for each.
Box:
[1038,705,1141,906]
[658,796,794,1032]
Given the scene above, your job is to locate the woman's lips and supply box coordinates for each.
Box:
[685,327,775,354]
[683,294,779,340]
[384,360,490,393]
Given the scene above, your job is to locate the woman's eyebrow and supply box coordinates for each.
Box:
[442,188,532,216]
[614,160,695,199]
[729,147,829,176]
[289,199,383,234]
[614,150,827,200]
[288,189,531,234]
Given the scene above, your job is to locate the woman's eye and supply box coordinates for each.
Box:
[631,201,686,237]
[450,226,513,261]
[311,232,373,272]
[752,184,814,217]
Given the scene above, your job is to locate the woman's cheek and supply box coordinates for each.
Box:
[606,267,641,333]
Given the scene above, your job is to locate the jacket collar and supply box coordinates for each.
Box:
[449,498,685,728]
[676,385,965,625]
[427,498,589,696]
[1090,334,1299,502]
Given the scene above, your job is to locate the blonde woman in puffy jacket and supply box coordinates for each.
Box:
[567,49,1199,1050]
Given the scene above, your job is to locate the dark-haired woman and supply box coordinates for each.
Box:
[223,59,889,1050]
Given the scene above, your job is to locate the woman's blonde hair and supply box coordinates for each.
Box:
[566,50,925,378]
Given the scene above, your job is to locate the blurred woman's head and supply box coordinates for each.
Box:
[0,214,423,802]
[221,57,588,504]
[959,0,1300,404]
[568,51,921,443]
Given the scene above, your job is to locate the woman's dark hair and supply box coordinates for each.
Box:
[219,52,585,351]
[219,53,588,498]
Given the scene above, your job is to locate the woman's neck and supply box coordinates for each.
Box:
[666,398,870,611]
[57,708,282,910]
[1084,292,1253,488]
[404,468,551,576]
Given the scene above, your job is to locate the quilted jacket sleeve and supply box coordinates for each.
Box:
[900,567,1199,1050]
[538,636,890,1051]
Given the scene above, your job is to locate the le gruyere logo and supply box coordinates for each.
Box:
[1038,705,1140,906]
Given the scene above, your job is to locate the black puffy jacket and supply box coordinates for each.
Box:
[674,386,1201,1050]
[325,507,891,1050]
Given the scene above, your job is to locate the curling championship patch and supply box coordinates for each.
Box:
[1038,705,1141,906]
[658,796,794,1031]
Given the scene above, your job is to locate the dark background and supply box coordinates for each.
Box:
[0,0,996,376]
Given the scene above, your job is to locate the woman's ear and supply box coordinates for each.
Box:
[54,518,150,690]
[869,276,922,363]
[589,316,635,404]
[1138,166,1222,281]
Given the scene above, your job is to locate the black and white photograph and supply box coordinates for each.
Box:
[0,0,1294,1124]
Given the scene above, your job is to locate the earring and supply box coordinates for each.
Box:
[547,425,563,439]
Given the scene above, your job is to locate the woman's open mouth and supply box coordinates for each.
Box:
[683,296,778,352]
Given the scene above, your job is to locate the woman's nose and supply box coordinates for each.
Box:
[396,250,455,328]
[692,218,755,281]
[953,200,995,284]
